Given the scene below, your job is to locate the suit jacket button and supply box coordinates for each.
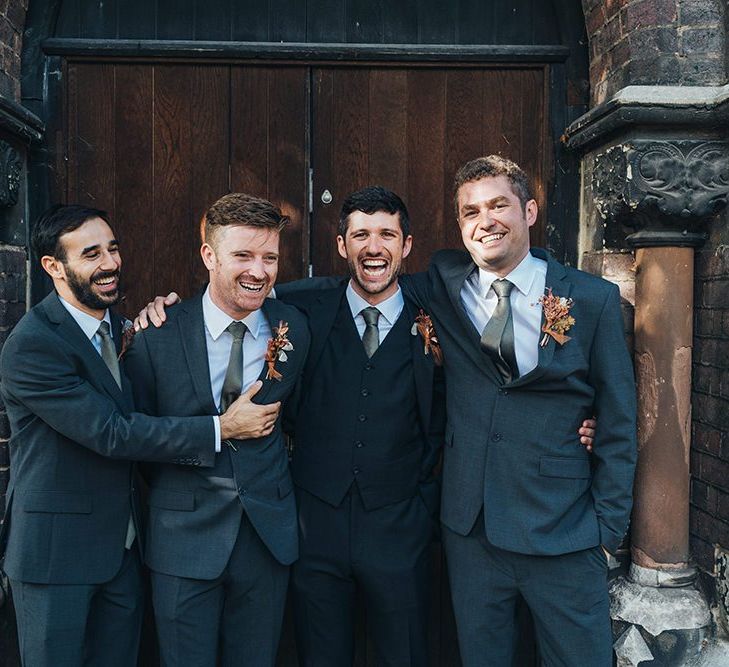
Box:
[355,441,364,448]
[364,363,373,371]
[491,433,502,442]
[352,466,361,475]
[358,414,367,422]
[361,388,369,397]
[499,389,509,396]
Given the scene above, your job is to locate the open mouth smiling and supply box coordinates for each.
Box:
[239,281,265,292]
[361,258,388,276]
[480,232,506,245]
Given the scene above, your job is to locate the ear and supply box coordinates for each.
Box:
[40,255,65,281]
[336,235,347,260]
[200,243,217,271]
[402,235,413,259]
[525,199,538,227]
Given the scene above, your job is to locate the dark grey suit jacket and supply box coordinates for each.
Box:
[0,292,215,584]
[125,294,310,578]
[402,248,637,555]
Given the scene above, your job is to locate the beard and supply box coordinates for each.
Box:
[64,264,122,311]
[347,255,401,296]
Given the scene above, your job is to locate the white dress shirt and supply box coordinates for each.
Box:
[202,286,270,414]
[59,295,113,354]
[460,252,547,377]
[346,281,404,344]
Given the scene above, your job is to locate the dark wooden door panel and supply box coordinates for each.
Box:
[66,62,307,317]
[311,66,549,278]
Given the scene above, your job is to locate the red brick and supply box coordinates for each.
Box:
[697,451,729,491]
[586,4,607,37]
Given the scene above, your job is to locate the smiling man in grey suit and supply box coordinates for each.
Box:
[124,193,310,667]
[0,204,270,667]
[403,156,637,666]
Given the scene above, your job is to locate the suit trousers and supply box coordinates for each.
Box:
[292,486,433,667]
[10,545,143,667]
[150,510,289,667]
[443,518,612,667]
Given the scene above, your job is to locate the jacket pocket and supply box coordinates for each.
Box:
[539,456,591,479]
[148,489,195,511]
[23,491,92,514]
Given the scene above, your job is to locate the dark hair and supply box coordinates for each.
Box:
[338,186,410,238]
[31,204,111,260]
[203,193,289,247]
[453,155,533,216]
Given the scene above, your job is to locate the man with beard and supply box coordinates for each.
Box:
[0,204,274,666]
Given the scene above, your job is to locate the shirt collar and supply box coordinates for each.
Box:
[476,252,543,298]
[346,280,404,326]
[58,295,112,341]
[202,286,264,341]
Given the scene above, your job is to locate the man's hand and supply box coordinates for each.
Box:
[580,418,596,452]
[134,292,180,330]
[219,381,281,440]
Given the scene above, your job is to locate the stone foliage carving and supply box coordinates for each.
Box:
[592,140,729,246]
[0,140,21,208]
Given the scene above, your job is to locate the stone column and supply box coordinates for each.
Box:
[591,139,729,664]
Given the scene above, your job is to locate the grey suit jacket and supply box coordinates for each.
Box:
[125,293,310,578]
[0,292,215,584]
[402,248,637,555]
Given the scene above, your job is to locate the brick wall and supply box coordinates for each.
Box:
[0,0,26,100]
[582,0,727,104]
[690,216,729,572]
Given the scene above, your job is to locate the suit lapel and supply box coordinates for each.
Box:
[110,311,135,411]
[41,293,127,407]
[176,295,218,414]
[508,249,572,388]
[404,298,434,434]
[438,254,503,385]
[302,287,346,376]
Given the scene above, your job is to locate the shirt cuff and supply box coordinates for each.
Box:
[213,416,221,452]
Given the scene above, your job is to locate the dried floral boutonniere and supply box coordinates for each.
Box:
[265,320,294,380]
[537,288,575,347]
[411,309,443,366]
[118,319,136,360]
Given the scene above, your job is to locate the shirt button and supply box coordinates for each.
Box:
[361,388,369,397]
[355,441,364,448]
[491,433,502,442]
[358,414,367,422]
[364,364,373,371]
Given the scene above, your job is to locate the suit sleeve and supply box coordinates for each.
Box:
[276,276,346,300]
[0,328,216,467]
[399,272,432,310]
[588,284,638,553]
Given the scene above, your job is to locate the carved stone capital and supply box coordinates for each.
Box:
[0,140,21,209]
[591,140,729,248]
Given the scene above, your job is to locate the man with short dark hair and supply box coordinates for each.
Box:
[276,186,443,666]
[0,204,269,667]
[124,193,310,667]
[403,155,637,666]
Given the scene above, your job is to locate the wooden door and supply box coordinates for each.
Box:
[64,61,308,318]
[311,66,549,277]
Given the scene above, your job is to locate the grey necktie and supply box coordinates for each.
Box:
[220,321,247,412]
[480,279,519,383]
[97,321,121,389]
[361,307,381,358]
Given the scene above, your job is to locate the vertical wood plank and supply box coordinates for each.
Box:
[231,0,271,40]
[195,0,233,40]
[113,64,154,318]
[116,0,156,39]
[70,63,115,213]
[405,69,447,271]
[306,0,345,42]
[55,0,80,37]
[267,67,308,281]
[382,0,417,43]
[230,67,269,195]
[190,65,231,289]
[152,65,194,298]
[79,0,118,38]
[346,0,383,43]
[417,0,456,44]
[368,69,407,194]
[270,0,307,41]
[156,0,195,39]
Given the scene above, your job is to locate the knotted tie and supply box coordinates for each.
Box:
[220,321,247,412]
[97,321,121,389]
[361,307,381,358]
[480,279,519,383]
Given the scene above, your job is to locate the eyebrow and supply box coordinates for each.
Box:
[80,239,118,256]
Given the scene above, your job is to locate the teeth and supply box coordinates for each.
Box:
[94,277,116,285]
[482,233,505,244]
[239,282,263,292]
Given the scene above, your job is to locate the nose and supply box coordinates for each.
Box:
[365,236,384,254]
[100,249,120,271]
[247,257,266,279]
